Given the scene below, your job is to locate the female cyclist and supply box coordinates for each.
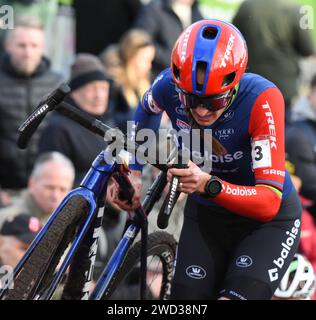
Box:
[114,19,302,300]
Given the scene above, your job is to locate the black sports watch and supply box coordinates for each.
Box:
[204,176,222,198]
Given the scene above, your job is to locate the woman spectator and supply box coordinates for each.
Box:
[100,29,155,133]
[133,0,203,77]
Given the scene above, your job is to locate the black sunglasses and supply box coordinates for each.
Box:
[176,86,234,111]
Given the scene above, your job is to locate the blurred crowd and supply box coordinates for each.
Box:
[0,0,315,300]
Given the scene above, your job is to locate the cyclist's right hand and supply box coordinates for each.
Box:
[113,170,142,211]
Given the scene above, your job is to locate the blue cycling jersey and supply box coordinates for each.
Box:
[131,68,294,216]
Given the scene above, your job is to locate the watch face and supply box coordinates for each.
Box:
[207,179,222,196]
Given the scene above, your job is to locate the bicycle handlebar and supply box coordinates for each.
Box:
[17,83,168,172]
[18,84,187,226]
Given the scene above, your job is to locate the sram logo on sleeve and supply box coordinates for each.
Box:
[251,135,272,169]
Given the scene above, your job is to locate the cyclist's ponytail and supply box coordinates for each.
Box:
[187,109,227,156]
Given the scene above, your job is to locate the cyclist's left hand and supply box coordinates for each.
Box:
[105,180,122,211]
[168,160,211,194]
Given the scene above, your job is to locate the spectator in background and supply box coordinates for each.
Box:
[0,16,63,194]
[0,214,42,268]
[0,0,59,54]
[0,152,74,229]
[292,74,316,127]
[233,0,315,123]
[100,29,156,133]
[286,75,316,218]
[0,186,10,208]
[134,0,203,77]
[0,152,73,272]
[38,53,114,186]
[38,55,126,277]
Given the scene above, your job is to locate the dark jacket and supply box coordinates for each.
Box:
[285,124,316,220]
[286,98,316,217]
[0,54,63,189]
[74,0,141,54]
[38,96,115,186]
[233,0,314,103]
[286,125,316,201]
[134,0,203,76]
[110,84,138,134]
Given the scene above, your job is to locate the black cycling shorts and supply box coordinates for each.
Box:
[170,191,302,300]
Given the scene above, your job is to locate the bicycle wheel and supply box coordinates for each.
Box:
[3,195,89,300]
[102,231,177,300]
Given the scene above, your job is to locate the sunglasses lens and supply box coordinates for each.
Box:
[203,95,232,111]
[177,87,233,111]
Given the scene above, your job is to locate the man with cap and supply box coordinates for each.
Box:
[37,55,123,277]
[38,53,115,186]
[0,214,42,268]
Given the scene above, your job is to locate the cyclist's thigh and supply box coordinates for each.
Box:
[170,200,227,300]
[220,193,302,300]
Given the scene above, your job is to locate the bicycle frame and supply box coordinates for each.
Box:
[0,84,177,300]
[0,150,158,300]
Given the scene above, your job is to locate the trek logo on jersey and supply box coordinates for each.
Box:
[236,255,253,268]
[186,265,206,280]
[268,219,300,282]
[222,184,257,196]
[180,26,193,63]
[144,91,163,115]
[262,101,277,150]
[176,119,191,132]
[220,33,235,68]
[214,128,235,140]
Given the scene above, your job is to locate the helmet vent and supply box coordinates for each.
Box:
[202,27,218,40]
[196,61,207,91]
[222,71,236,87]
[173,63,180,81]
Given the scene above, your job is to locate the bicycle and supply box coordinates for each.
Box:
[0,84,185,300]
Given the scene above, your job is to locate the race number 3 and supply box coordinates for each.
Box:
[251,138,271,169]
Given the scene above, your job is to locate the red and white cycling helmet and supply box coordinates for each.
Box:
[171,19,248,111]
